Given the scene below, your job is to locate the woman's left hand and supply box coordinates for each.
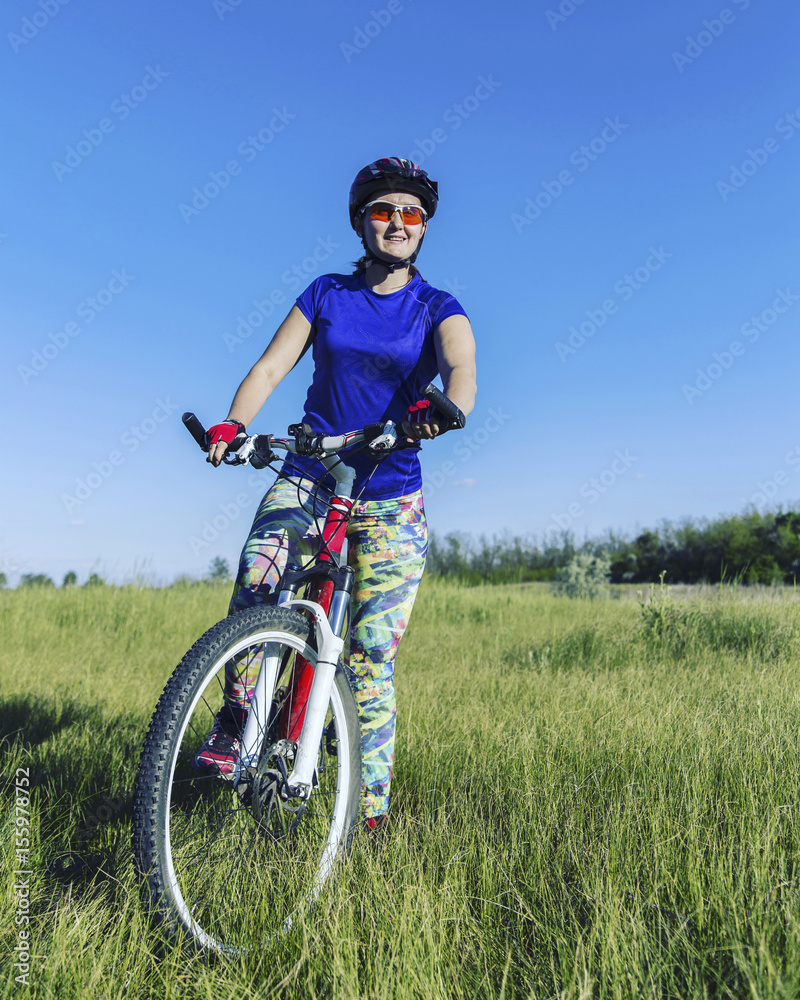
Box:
[401,399,440,442]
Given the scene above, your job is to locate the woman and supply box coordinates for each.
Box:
[193,157,477,831]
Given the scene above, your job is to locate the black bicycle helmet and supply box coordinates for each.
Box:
[349,157,439,271]
[349,157,438,227]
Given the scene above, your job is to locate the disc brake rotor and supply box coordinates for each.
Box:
[250,739,307,838]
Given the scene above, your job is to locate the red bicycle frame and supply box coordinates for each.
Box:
[278,494,354,740]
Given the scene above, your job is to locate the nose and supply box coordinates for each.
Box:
[386,207,405,230]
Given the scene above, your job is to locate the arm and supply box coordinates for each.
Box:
[208,304,313,466]
[434,313,477,417]
[403,313,477,441]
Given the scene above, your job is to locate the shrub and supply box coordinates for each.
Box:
[552,552,611,599]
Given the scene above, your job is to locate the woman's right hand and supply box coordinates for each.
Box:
[206,420,245,467]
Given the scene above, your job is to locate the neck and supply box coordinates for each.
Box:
[364,261,413,294]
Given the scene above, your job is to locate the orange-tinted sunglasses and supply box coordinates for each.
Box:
[361,200,428,226]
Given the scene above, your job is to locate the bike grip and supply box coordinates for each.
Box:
[182,412,208,451]
[423,383,466,429]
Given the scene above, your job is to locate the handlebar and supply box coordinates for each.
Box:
[183,384,466,467]
[182,412,209,450]
[181,416,395,468]
[422,382,466,430]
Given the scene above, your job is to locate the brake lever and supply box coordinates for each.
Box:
[222,433,251,465]
[368,420,399,453]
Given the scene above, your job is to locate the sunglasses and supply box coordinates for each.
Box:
[361,200,428,226]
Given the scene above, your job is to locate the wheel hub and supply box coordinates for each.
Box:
[250,739,306,837]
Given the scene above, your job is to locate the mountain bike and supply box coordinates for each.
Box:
[131,384,465,956]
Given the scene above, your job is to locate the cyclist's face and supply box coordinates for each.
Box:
[359,190,426,264]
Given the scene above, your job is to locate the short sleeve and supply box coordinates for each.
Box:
[430,291,468,327]
[296,276,325,324]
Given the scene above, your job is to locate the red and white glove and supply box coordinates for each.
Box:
[406,400,434,425]
[206,419,245,448]
[403,399,441,441]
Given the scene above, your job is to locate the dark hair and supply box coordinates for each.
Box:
[350,256,426,281]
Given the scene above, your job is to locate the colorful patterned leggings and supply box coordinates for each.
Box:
[227,476,427,819]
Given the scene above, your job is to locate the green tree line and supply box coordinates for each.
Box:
[0,558,232,590]
[6,512,799,590]
[426,508,800,586]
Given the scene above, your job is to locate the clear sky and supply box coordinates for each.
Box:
[3,0,799,585]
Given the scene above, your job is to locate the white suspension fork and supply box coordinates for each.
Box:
[233,599,344,796]
[236,643,284,773]
[279,599,345,797]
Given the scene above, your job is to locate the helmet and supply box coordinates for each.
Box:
[349,157,438,230]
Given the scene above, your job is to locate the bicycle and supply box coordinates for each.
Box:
[131,383,465,956]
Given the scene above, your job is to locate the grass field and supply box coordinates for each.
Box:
[2,578,800,999]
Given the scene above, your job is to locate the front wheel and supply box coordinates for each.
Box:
[132,605,361,956]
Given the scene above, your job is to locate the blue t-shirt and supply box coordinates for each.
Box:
[282,272,467,500]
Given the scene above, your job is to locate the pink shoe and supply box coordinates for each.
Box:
[191,703,248,778]
[363,814,390,839]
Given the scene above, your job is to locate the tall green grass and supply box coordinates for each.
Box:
[2,580,800,998]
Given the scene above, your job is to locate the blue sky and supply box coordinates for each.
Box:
[2,0,799,584]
